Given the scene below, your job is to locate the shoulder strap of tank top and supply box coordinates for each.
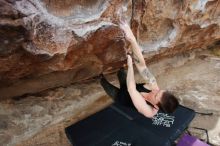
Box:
[136,83,151,93]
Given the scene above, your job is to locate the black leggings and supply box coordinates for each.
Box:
[100,68,127,99]
[100,68,136,108]
[100,68,151,108]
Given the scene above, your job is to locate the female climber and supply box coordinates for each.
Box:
[100,22,179,118]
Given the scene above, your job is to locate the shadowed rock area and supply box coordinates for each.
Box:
[0,0,220,98]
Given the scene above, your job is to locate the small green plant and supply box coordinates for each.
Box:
[211,47,220,56]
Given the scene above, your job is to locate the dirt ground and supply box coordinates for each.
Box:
[1,49,220,146]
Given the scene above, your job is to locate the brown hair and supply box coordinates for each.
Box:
[158,91,179,113]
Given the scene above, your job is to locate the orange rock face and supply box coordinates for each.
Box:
[0,0,219,98]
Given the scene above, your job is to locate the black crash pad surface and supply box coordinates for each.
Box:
[65,103,195,146]
[133,105,195,141]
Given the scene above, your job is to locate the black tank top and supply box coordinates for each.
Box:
[116,83,152,108]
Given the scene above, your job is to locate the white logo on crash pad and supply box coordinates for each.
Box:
[152,113,175,127]
[112,140,132,146]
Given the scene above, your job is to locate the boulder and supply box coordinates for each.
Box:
[0,0,219,98]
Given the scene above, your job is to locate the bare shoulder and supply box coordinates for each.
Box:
[143,83,160,90]
[143,84,151,90]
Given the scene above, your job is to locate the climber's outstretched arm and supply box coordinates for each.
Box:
[120,23,159,90]
[126,55,158,118]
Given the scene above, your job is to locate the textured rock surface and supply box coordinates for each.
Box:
[0,49,220,146]
[0,0,220,98]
